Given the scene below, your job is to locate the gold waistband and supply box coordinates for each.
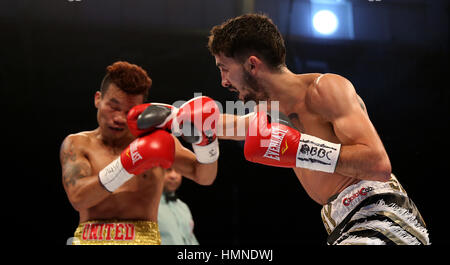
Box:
[73,219,161,245]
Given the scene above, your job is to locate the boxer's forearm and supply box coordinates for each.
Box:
[335,144,391,181]
[176,159,217,186]
[218,114,246,141]
[193,161,217,185]
[172,136,217,185]
[66,176,112,211]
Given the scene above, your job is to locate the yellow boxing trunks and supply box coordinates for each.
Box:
[72,220,161,245]
[321,174,430,245]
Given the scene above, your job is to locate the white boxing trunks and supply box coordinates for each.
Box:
[321,174,430,245]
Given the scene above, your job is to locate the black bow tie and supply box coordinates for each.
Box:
[165,193,178,202]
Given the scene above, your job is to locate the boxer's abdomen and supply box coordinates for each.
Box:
[294,167,360,205]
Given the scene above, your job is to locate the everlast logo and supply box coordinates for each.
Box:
[130,141,143,165]
[263,127,289,161]
[81,223,135,241]
[342,187,374,206]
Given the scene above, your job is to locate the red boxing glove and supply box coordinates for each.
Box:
[244,111,341,173]
[99,130,175,192]
[176,96,220,163]
[127,103,176,137]
[129,96,220,163]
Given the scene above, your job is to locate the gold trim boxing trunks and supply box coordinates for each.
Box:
[321,174,430,245]
[72,219,161,245]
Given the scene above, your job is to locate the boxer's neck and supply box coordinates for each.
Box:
[95,128,133,152]
[263,69,307,115]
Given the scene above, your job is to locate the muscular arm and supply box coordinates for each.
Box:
[60,135,111,211]
[170,135,217,185]
[218,113,250,141]
[309,74,391,181]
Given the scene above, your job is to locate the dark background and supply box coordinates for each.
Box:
[1,0,448,247]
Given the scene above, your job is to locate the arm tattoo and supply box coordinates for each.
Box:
[357,98,366,111]
[63,163,89,187]
[61,140,91,187]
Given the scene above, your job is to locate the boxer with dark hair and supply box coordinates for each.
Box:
[210,14,429,245]
[60,61,218,245]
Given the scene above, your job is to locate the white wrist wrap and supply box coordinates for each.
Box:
[192,138,219,164]
[98,157,134,192]
[295,134,341,173]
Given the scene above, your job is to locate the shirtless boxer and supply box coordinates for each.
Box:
[60,61,219,245]
[207,14,430,245]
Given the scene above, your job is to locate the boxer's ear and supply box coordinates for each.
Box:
[247,56,262,75]
[94,91,101,108]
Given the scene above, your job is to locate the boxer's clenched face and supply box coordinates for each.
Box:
[163,168,182,192]
[215,53,269,103]
[95,83,144,140]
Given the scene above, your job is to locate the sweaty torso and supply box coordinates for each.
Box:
[287,74,360,205]
[76,131,165,223]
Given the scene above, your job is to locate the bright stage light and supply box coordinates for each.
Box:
[312,10,338,35]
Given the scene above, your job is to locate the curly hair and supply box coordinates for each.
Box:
[100,61,152,100]
[208,13,286,70]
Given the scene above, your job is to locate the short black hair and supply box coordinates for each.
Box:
[208,13,286,70]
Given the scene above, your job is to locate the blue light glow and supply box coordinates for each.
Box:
[312,10,339,35]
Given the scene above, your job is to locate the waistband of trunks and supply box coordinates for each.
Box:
[73,219,161,245]
[321,173,407,235]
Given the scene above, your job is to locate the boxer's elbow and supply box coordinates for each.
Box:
[369,153,392,182]
[67,187,100,212]
[68,192,87,212]
[71,202,85,212]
